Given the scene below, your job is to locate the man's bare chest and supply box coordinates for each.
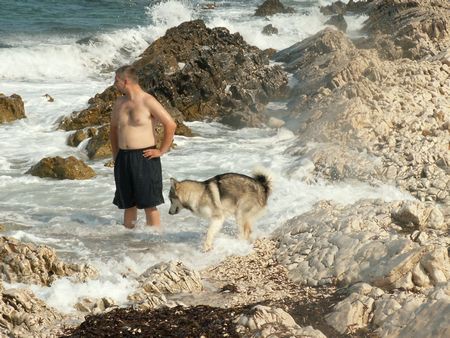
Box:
[119,103,152,127]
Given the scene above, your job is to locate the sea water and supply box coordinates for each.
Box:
[0,0,411,313]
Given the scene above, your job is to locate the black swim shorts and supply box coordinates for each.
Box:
[113,146,164,209]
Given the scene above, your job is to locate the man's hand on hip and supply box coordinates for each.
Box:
[143,148,162,158]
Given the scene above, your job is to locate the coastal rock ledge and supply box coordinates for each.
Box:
[1,236,98,286]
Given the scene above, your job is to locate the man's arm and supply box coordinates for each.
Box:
[144,95,177,157]
[110,102,120,161]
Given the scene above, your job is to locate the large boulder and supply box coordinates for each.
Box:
[0,236,98,286]
[26,156,96,180]
[61,20,288,135]
[135,20,288,128]
[0,93,26,124]
[255,0,295,16]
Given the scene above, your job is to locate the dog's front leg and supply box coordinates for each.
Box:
[203,215,225,252]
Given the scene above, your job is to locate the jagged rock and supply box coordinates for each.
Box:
[43,94,54,102]
[273,28,372,97]
[255,0,295,17]
[273,200,450,290]
[0,236,98,286]
[434,45,450,65]
[325,14,348,32]
[135,20,288,127]
[127,292,169,311]
[66,128,96,147]
[236,305,326,337]
[262,23,279,35]
[58,87,120,131]
[320,0,347,15]
[85,125,112,159]
[274,26,449,205]
[325,282,450,337]
[127,261,202,310]
[392,201,446,231]
[0,287,63,338]
[74,297,116,314]
[325,291,375,333]
[62,19,288,144]
[137,261,203,295]
[321,0,374,15]
[26,156,96,180]
[346,0,375,14]
[0,93,26,124]
[364,0,450,60]
[377,283,450,337]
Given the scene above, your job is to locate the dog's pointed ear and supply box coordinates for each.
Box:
[170,177,178,188]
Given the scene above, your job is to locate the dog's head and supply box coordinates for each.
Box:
[168,178,183,215]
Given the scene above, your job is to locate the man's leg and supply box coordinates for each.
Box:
[145,207,160,227]
[124,207,137,228]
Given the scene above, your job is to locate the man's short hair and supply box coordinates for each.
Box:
[116,65,139,83]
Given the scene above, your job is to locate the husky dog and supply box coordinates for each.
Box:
[168,171,272,251]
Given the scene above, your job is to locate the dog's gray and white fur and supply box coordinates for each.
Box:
[168,170,272,251]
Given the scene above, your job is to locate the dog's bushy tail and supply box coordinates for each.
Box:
[252,167,273,201]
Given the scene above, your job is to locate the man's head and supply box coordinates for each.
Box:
[114,65,139,93]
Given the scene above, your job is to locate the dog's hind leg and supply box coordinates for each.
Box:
[203,214,225,252]
[243,220,253,240]
[236,210,253,241]
[237,215,253,240]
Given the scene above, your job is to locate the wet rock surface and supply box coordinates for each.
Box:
[26,156,96,180]
[60,19,288,159]
[363,0,450,60]
[0,287,63,338]
[273,199,449,289]
[0,236,98,286]
[254,0,295,17]
[0,93,26,124]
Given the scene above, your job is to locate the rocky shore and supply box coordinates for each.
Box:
[1,0,449,337]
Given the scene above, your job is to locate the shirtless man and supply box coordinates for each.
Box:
[110,65,176,229]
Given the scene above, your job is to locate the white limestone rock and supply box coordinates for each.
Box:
[236,305,326,338]
[273,200,450,290]
[0,236,98,286]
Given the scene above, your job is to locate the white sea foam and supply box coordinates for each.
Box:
[146,0,196,36]
[28,276,137,314]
